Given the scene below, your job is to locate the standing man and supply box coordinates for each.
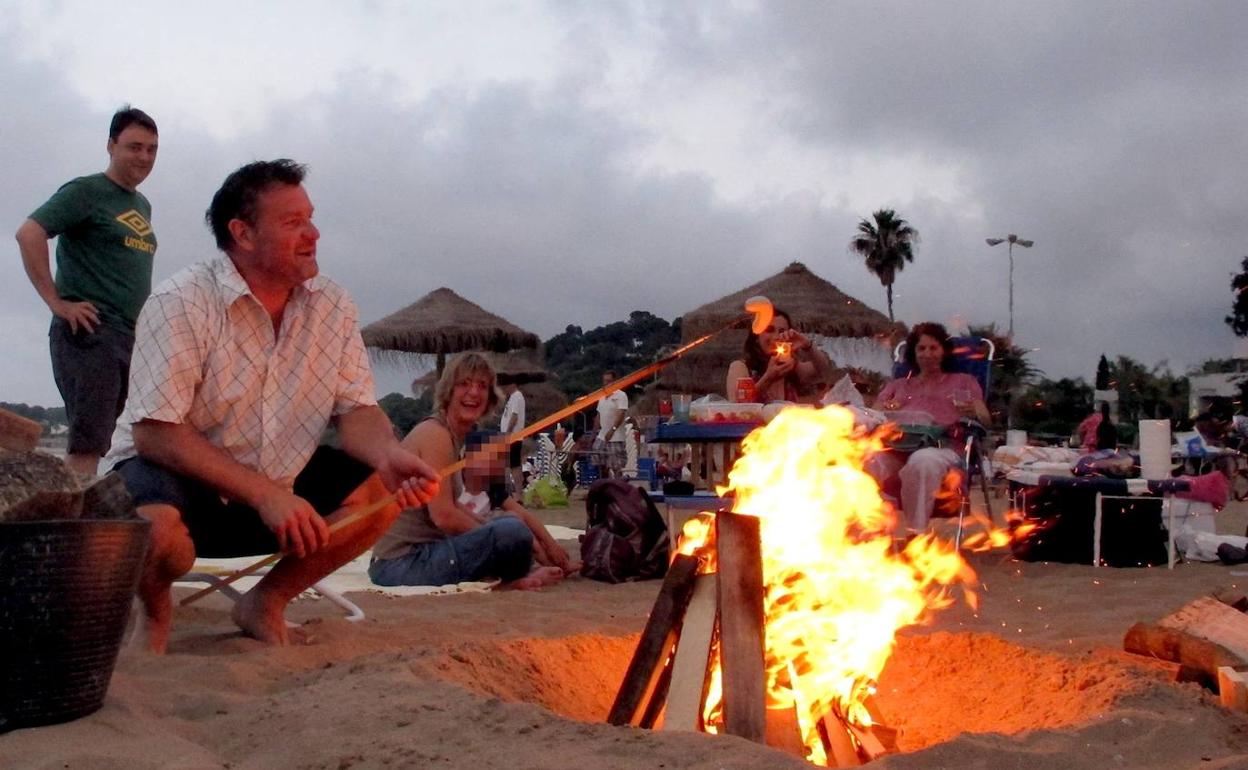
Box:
[104,159,440,652]
[16,106,160,478]
[595,370,629,479]
[498,374,527,494]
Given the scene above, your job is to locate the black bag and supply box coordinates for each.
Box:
[580,479,670,583]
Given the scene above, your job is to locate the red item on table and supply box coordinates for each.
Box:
[736,377,757,403]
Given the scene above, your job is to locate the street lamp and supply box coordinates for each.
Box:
[985,234,1034,339]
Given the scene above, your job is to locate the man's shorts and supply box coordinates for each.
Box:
[49,317,134,456]
[605,440,627,474]
[508,442,522,469]
[114,446,374,558]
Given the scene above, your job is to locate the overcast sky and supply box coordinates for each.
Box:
[3,0,1246,404]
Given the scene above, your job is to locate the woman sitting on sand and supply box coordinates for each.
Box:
[724,308,832,403]
[371,353,569,589]
[866,322,991,535]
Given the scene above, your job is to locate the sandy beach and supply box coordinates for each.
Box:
[7,492,1248,769]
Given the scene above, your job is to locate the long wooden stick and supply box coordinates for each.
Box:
[181,310,763,606]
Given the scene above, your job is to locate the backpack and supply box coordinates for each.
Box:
[580,479,670,583]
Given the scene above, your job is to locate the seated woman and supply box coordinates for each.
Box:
[725,308,833,403]
[866,322,991,535]
[371,353,565,589]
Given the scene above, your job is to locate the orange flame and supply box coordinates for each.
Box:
[676,405,994,762]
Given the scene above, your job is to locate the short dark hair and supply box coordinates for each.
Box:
[205,159,307,251]
[903,322,956,372]
[109,106,157,141]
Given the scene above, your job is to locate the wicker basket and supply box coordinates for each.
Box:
[0,518,150,732]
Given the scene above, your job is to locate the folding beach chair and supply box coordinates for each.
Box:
[179,565,365,625]
[891,336,996,547]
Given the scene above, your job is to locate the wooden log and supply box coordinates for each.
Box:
[638,651,675,729]
[763,702,808,758]
[607,554,700,725]
[818,712,862,768]
[663,573,717,732]
[0,407,42,452]
[1212,586,1248,613]
[1159,596,1248,661]
[1123,622,1248,690]
[716,511,766,744]
[1218,666,1248,711]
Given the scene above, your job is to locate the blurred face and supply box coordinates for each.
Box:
[602,372,616,386]
[759,314,791,353]
[914,334,945,374]
[106,125,158,190]
[233,184,320,289]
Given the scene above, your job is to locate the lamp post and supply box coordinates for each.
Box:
[985,234,1034,340]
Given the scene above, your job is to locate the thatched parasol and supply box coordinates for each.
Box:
[662,261,902,396]
[362,287,540,375]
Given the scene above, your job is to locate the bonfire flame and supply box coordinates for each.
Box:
[678,405,995,763]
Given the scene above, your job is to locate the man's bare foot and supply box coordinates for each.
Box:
[140,587,173,654]
[231,589,290,645]
[500,565,565,591]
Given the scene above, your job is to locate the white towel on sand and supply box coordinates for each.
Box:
[191,525,584,598]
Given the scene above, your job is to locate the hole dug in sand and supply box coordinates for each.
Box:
[414,630,1177,756]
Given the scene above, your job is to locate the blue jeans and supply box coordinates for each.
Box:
[369,516,534,586]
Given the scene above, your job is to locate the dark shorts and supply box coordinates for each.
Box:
[49,317,134,456]
[509,442,522,468]
[114,446,374,558]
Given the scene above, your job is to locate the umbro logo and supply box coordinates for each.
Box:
[116,209,153,237]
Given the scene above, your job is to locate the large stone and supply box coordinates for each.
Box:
[0,452,83,522]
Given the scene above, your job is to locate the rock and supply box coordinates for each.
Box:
[0,452,83,522]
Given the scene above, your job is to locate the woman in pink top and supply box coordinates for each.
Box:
[868,323,990,535]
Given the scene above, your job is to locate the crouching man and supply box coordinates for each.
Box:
[105,160,439,652]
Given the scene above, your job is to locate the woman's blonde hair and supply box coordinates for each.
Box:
[434,352,502,417]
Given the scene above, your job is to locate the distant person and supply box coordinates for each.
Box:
[16,106,159,477]
[725,308,832,403]
[106,160,440,652]
[498,374,527,493]
[1074,402,1110,453]
[595,370,629,478]
[371,353,565,590]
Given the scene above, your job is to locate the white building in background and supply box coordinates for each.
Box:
[1188,371,1248,416]
[813,336,896,376]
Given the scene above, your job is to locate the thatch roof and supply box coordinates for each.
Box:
[661,261,901,396]
[409,349,551,396]
[362,287,540,357]
[681,261,899,341]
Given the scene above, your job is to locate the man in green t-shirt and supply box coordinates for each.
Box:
[15,106,159,477]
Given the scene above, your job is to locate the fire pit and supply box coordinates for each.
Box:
[605,405,1014,765]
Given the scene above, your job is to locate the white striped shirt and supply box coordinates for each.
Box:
[106,256,376,489]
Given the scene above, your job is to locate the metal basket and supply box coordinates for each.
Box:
[0,518,150,732]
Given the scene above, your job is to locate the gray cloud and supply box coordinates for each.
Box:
[2,4,1245,406]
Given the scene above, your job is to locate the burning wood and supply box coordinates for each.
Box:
[610,405,999,766]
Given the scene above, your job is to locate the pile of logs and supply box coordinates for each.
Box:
[607,510,896,767]
[1123,587,1248,710]
[0,406,136,523]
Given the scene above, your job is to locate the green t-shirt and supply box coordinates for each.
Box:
[30,173,157,331]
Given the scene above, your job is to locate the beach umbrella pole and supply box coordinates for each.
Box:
[180,296,773,606]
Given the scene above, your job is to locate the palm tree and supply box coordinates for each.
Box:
[848,209,918,321]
